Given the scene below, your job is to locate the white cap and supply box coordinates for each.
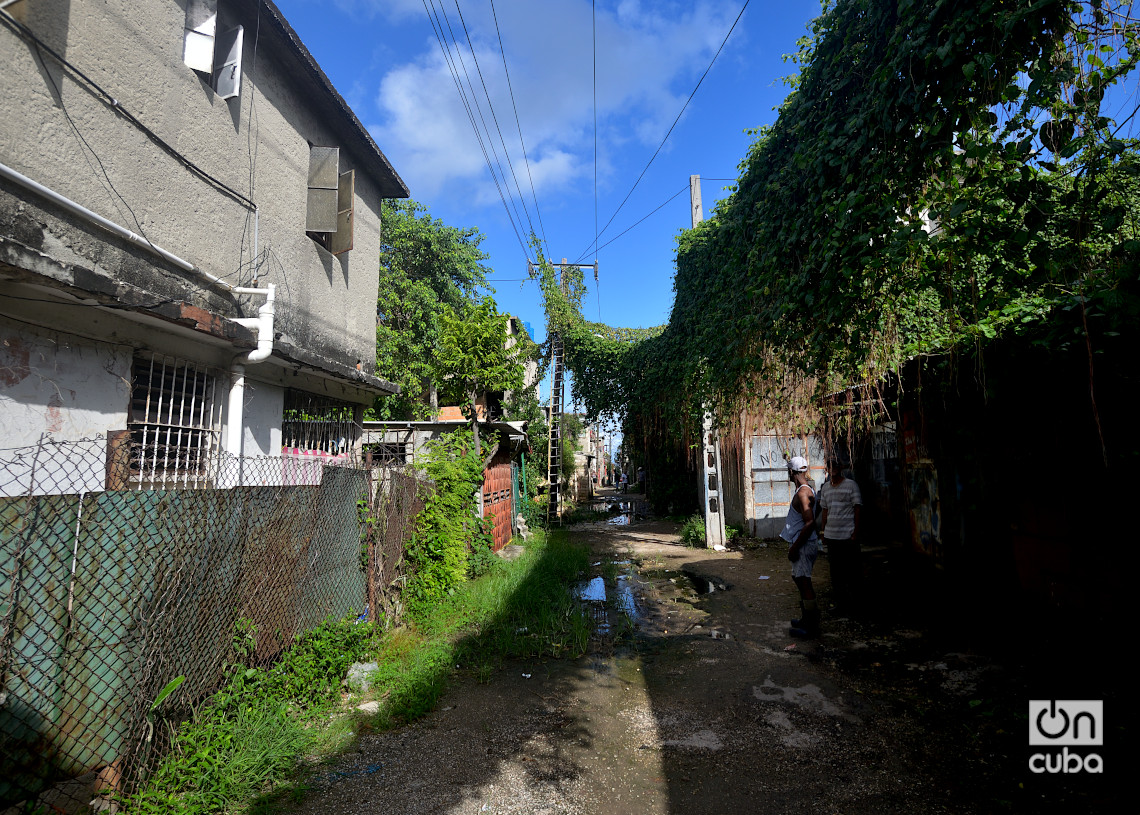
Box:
[787,455,809,473]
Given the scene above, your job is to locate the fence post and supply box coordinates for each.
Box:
[106,430,131,490]
[364,450,378,624]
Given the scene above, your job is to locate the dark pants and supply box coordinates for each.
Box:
[825,537,861,610]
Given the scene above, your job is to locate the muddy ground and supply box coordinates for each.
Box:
[285,502,1122,815]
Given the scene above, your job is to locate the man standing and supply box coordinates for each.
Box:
[819,456,862,617]
[780,455,821,638]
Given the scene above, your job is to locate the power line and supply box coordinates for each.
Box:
[421,0,530,259]
[489,0,550,255]
[435,2,531,247]
[592,184,688,256]
[575,0,752,262]
[422,1,517,251]
[0,10,254,211]
[451,1,539,242]
[593,0,600,321]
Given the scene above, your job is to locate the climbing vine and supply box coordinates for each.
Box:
[533,0,1140,486]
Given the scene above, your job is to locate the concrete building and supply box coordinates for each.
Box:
[1,0,408,493]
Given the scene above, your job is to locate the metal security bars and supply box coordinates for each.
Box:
[0,435,428,813]
[129,353,223,489]
[282,389,360,455]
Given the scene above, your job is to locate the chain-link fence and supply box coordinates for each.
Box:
[0,436,427,813]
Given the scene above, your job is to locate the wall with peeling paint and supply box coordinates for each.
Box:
[0,319,131,448]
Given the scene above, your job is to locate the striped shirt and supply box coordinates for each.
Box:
[820,477,862,539]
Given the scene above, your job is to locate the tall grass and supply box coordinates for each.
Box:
[127,529,588,814]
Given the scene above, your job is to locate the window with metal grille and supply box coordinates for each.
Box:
[369,441,409,466]
[129,353,222,487]
[282,390,359,456]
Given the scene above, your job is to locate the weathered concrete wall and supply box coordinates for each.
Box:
[0,317,131,447]
[238,377,284,459]
[0,0,394,379]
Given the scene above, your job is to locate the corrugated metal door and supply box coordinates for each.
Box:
[747,434,825,537]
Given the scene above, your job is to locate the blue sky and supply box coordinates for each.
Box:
[275,0,823,355]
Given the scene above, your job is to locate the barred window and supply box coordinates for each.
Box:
[282,390,359,456]
[129,353,222,487]
[369,441,409,466]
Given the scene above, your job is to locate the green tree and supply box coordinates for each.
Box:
[434,297,525,457]
[373,200,492,419]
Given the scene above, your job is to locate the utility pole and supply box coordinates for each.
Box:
[691,175,727,550]
[690,173,703,229]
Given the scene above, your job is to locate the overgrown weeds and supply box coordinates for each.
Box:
[128,528,588,814]
[679,515,706,547]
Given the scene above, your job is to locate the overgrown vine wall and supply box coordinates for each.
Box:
[535,0,1140,490]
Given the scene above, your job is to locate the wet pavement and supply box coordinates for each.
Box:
[285,495,1123,815]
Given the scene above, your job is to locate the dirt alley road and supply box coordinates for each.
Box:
[284,510,1120,815]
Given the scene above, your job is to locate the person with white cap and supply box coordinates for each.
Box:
[780,454,821,638]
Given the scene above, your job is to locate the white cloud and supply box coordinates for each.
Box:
[369,0,742,206]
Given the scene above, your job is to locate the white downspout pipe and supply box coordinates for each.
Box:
[224,284,275,459]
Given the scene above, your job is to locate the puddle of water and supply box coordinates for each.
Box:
[685,572,730,594]
[614,576,641,621]
[577,576,607,602]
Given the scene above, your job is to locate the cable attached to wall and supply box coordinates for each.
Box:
[0,8,255,211]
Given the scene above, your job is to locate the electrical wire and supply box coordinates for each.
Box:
[0,9,255,211]
[442,1,531,239]
[238,3,265,286]
[425,0,524,254]
[0,293,182,311]
[591,184,688,256]
[435,1,532,251]
[452,1,539,242]
[28,39,154,249]
[593,0,600,321]
[575,0,752,262]
[489,0,549,255]
[421,0,530,260]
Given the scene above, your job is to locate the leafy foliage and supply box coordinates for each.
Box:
[130,617,376,814]
[531,0,1140,483]
[435,297,526,455]
[373,200,492,420]
[404,428,494,608]
[679,515,707,548]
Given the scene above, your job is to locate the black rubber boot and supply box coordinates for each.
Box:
[790,600,821,638]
